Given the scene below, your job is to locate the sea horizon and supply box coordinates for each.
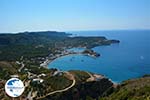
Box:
[0,29,150,34]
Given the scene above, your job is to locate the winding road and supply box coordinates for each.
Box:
[18,62,25,72]
[36,72,76,100]
[86,71,105,82]
[86,72,95,82]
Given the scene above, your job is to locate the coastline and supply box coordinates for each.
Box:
[40,49,100,68]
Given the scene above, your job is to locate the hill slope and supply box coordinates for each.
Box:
[100,76,150,100]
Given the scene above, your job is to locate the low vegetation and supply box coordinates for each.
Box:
[69,70,90,83]
[100,76,150,100]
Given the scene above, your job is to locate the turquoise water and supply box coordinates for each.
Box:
[48,30,150,82]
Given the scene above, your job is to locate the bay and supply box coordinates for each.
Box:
[48,30,150,82]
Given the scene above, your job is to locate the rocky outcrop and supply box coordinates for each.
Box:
[82,49,100,57]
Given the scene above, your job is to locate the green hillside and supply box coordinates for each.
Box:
[100,76,150,100]
[0,31,119,61]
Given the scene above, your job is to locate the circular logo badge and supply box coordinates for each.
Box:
[5,78,25,97]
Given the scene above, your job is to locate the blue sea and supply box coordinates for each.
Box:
[48,30,150,83]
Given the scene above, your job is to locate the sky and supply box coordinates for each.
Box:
[0,0,150,33]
